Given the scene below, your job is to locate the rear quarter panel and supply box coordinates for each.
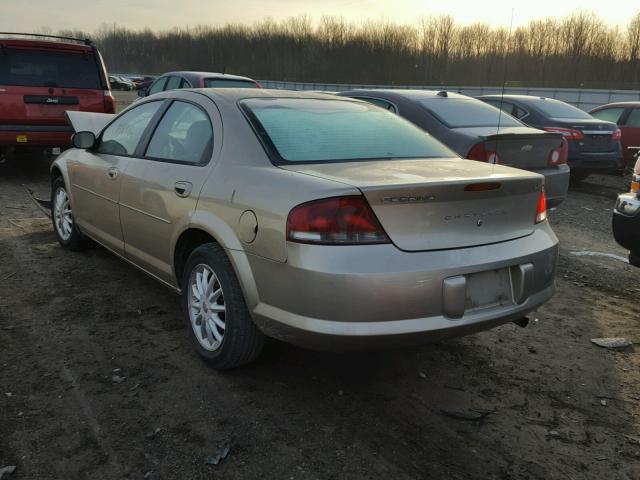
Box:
[194,100,359,263]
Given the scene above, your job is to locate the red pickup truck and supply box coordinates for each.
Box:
[0,32,114,160]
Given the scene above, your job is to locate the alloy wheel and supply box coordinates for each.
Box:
[188,264,226,351]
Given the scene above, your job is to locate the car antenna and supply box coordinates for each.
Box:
[495,8,515,166]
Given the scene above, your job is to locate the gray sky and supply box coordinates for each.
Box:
[0,0,637,33]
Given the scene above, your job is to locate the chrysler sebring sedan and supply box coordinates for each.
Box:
[52,89,558,368]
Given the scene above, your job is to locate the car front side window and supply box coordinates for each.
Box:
[97,102,163,156]
[145,101,213,164]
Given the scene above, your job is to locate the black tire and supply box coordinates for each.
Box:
[181,243,264,368]
[630,251,640,268]
[51,176,86,251]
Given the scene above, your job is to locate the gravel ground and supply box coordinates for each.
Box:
[0,132,639,479]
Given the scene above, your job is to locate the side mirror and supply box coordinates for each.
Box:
[72,131,96,149]
[137,88,147,98]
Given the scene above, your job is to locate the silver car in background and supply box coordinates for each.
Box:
[51,89,558,368]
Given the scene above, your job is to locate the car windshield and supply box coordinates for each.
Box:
[419,98,522,128]
[204,78,257,88]
[242,98,456,163]
[0,48,102,89]
[528,98,592,119]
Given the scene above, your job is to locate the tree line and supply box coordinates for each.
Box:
[47,11,640,89]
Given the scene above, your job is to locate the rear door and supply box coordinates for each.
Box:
[0,44,106,130]
[69,100,164,254]
[119,93,220,284]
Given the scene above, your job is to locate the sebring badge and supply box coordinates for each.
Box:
[382,195,436,204]
[521,144,533,152]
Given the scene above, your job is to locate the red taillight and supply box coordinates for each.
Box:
[548,138,568,167]
[542,127,584,140]
[287,196,390,245]
[467,142,500,164]
[103,90,115,114]
[535,189,547,223]
[612,129,622,141]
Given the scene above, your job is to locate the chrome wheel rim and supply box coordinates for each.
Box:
[188,264,226,351]
[53,187,73,241]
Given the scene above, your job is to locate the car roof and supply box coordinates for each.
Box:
[196,88,358,102]
[590,101,640,109]
[161,71,256,83]
[478,94,563,103]
[340,89,472,101]
[0,36,92,53]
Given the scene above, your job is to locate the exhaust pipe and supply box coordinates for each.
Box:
[512,316,529,328]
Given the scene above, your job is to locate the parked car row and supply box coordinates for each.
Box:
[1,31,636,368]
[108,75,136,91]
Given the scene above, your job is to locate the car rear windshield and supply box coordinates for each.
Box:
[204,78,257,88]
[420,98,522,128]
[527,98,591,119]
[241,98,456,163]
[0,48,102,89]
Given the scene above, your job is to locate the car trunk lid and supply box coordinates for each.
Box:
[458,126,562,170]
[551,118,618,153]
[281,159,543,251]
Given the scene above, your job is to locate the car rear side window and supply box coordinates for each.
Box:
[591,107,626,124]
[97,101,162,155]
[145,101,213,164]
[420,98,521,128]
[528,98,591,120]
[241,98,455,163]
[148,77,167,95]
[0,48,101,89]
[204,79,257,88]
[355,97,398,113]
[165,76,182,90]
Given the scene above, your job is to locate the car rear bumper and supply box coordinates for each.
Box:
[244,222,559,350]
[568,152,624,173]
[613,193,640,252]
[0,125,73,147]
[540,164,569,207]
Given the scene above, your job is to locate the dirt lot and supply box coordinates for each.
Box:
[1,142,639,478]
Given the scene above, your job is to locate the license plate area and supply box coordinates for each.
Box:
[465,268,513,311]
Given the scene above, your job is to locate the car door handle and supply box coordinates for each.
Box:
[174,181,192,198]
[107,167,119,180]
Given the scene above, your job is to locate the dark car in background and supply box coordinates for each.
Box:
[338,89,569,207]
[0,32,114,159]
[612,155,640,267]
[131,75,156,90]
[478,95,623,180]
[138,71,260,98]
[590,102,640,167]
[108,75,134,91]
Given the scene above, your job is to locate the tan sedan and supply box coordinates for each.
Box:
[52,89,558,368]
